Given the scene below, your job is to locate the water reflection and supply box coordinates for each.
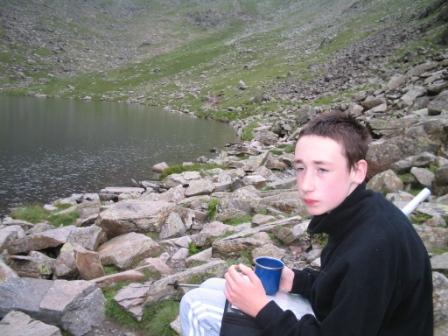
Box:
[0,96,237,215]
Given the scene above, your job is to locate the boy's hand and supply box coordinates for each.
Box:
[279,266,295,293]
[224,264,270,317]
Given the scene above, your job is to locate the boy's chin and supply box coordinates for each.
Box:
[306,206,329,216]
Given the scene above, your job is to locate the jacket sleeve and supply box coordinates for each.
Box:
[255,240,397,336]
[290,268,320,298]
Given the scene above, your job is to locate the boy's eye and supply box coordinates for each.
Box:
[294,166,304,172]
[317,168,329,173]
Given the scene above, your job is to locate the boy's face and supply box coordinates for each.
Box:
[294,135,361,215]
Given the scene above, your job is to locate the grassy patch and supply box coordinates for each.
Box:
[270,142,296,156]
[103,284,139,328]
[399,173,415,185]
[223,214,252,226]
[227,250,253,266]
[103,283,179,335]
[277,143,295,153]
[428,163,439,173]
[38,23,243,99]
[144,300,179,336]
[256,208,269,215]
[312,95,336,106]
[430,246,448,255]
[241,122,259,141]
[11,205,49,223]
[141,268,161,281]
[207,198,220,220]
[104,265,121,275]
[54,202,73,210]
[10,204,79,226]
[410,212,432,224]
[270,148,283,155]
[0,51,14,63]
[146,231,159,240]
[159,163,225,180]
[186,271,218,285]
[312,232,329,248]
[34,47,53,57]
[188,242,203,256]
[48,210,80,226]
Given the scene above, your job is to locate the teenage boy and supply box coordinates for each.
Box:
[180,112,433,336]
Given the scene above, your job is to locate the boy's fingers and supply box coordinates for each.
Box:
[237,263,259,283]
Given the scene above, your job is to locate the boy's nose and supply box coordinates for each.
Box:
[298,170,315,192]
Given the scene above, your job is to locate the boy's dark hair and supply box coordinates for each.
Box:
[298,112,371,170]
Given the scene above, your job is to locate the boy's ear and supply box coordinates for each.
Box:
[352,159,368,183]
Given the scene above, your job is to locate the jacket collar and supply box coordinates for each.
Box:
[307,183,373,240]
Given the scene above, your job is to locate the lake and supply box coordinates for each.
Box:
[0,96,237,216]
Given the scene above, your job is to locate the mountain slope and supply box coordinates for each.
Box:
[0,0,446,121]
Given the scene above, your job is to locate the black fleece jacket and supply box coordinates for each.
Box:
[255,184,433,336]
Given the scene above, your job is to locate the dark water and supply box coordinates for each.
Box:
[0,96,237,216]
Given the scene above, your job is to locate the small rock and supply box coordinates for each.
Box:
[152,162,169,173]
[98,232,161,270]
[74,244,105,280]
[0,310,62,336]
[431,253,448,271]
[251,214,275,226]
[410,167,435,188]
[367,170,404,194]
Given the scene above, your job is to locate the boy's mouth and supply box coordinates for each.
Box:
[303,199,319,206]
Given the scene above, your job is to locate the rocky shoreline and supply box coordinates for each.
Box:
[1,55,448,335]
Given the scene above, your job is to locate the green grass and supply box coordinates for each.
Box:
[223,214,252,226]
[146,232,159,240]
[188,242,203,256]
[312,95,337,106]
[241,122,259,141]
[10,204,79,226]
[104,265,121,275]
[0,51,14,63]
[11,205,49,224]
[207,198,220,220]
[256,208,269,215]
[48,210,80,226]
[312,232,329,247]
[278,143,295,153]
[103,283,179,336]
[227,250,253,266]
[270,148,283,155]
[144,300,179,336]
[141,268,162,281]
[399,173,415,185]
[410,212,432,224]
[186,271,218,285]
[159,163,225,180]
[54,202,73,210]
[430,246,448,255]
[392,24,446,66]
[270,143,295,155]
[37,23,243,99]
[34,47,53,57]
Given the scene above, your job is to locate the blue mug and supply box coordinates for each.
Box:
[254,256,284,295]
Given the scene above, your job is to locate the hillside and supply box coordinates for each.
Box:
[0,0,447,122]
[1,2,448,335]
